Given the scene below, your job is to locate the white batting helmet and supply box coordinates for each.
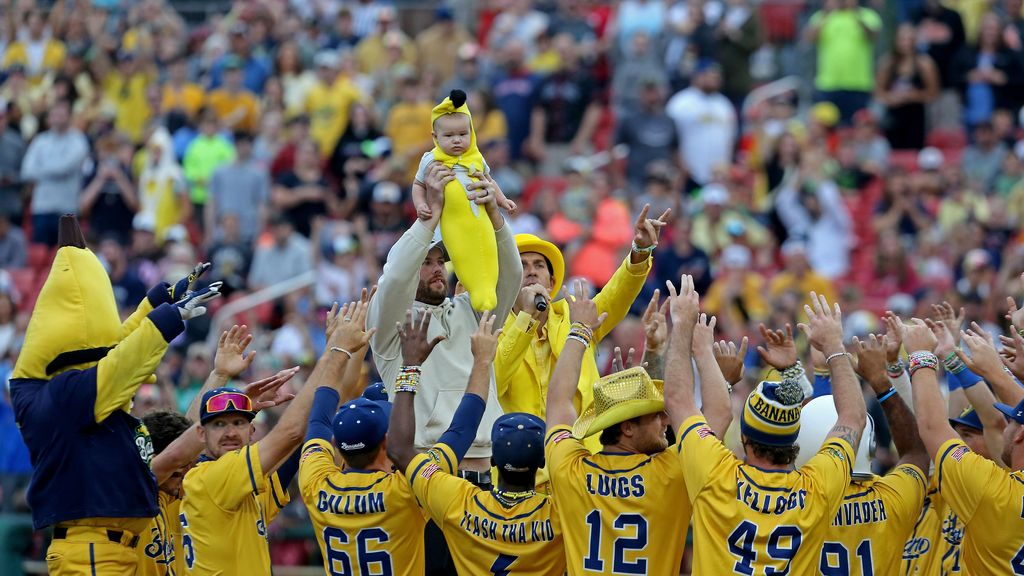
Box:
[794,395,875,479]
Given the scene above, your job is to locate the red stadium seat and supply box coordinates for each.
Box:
[520,176,568,213]
[889,150,920,172]
[27,243,53,270]
[926,128,967,150]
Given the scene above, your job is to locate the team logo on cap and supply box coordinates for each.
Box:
[339,442,366,451]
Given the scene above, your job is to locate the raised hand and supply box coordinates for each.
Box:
[693,313,717,354]
[633,204,672,251]
[851,334,889,391]
[757,323,798,369]
[642,289,670,354]
[327,286,376,346]
[611,346,639,372]
[470,311,502,365]
[243,367,300,411]
[797,291,844,354]
[924,318,956,358]
[176,282,222,320]
[329,298,376,354]
[169,262,211,301]
[900,318,937,353]
[1007,280,1024,327]
[882,311,904,364]
[1000,326,1024,381]
[398,309,445,367]
[566,279,607,330]
[666,274,700,328]
[932,301,965,334]
[955,324,1001,379]
[214,324,256,378]
[713,337,748,385]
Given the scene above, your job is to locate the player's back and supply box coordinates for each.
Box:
[902,479,966,575]
[299,438,427,576]
[545,426,690,576]
[821,464,927,575]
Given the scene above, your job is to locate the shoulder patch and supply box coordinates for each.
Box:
[301,445,326,463]
[550,430,572,444]
[898,465,925,485]
[949,445,969,462]
[420,462,440,480]
[824,446,846,462]
[696,425,715,439]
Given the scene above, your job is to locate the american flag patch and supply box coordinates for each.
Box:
[550,430,572,444]
[301,446,326,463]
[420,463,440,479]
[697,426,714,439]
[950,445,969,462]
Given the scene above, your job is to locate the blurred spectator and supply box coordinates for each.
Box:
[313,220,378,308]
[103,50,153,144]
[0,216,26,269]
[488,0,550,54]
[632,164,681,219]
[385,76,433,179]
[703,244,767,328]
[873,167,932,237]
[913,0,967,129]
[612,32,668,117]
[249,215,314,290]
[875,23,941,150]
[359,178,410,263]
[615,77,682,189]
[567,171,633,286]
[961,120,1009,192]
[655,217,712,295]
[690,183,769,256]
[355,7,417,75]
[176,342,212,414]
[208,57,261,133]
[3,9,65,83]
[325,8,362,52]
[138,127,189,244]
[208,214,253,291]
[491,41,539,160]
[805,0,882,124]
[209,22,272,94]
[276,42,316,118]
[161,55,205,122]
[869,229,923,297]
[666,61,737,192]
[769,241,838,305]
[0,102,26,224]
[80,133,138,245]
[183,110,235,215]
[615,0,667,53]
[20,99,89,246]
[441,43,494,98]
[306,51,364,161]
[715,0,763,106]
[272,115,312,179]
[416,6,474,86]
[273,139,333,238]
[850,109,891,177]
[100,237,147,311]
[955,12,1024,131]
[208,131,270,244]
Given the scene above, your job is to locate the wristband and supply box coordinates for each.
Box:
[330,347,353,359]
[567,334,590,347]
[631,241,656,254]
[825,352,852,365]
[908,351,939,377]
[876,387,898,403]
[395,366,421,393]
[942,351,966,375]
[886,360,904,377]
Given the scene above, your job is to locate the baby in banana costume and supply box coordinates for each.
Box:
[411,89,515,311]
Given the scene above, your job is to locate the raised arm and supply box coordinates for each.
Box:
[546,280,608,428]
[799,292,865,450]
[852,334,929,473]
[903,319,956,458]
[713,337,749,391]
[664,275,701,427]
[640,289,669,380]
[958,325,1024,407]
[257,298,374,474]
[692,313,732,436]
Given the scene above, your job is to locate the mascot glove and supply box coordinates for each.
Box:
[176,281,222,320]
[169,262,212,302]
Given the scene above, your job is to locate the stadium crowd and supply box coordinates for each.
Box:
[3,0,1024,572]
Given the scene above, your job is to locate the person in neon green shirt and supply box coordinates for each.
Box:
[805,0,882,124]
[183,111,236,213]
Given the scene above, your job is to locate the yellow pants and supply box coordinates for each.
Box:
[47,526,139,576]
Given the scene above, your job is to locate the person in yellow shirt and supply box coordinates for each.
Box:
[675,291,866,576]
[495,206,668,447]
[103,51,154,143]
[703,244,768,328]
[354,6,417,75]
[3,9,65,83]
[306,51,363,159]
[161,56,205,121]
[136,411,192,576]
[769,241,838,306]
[905,318,1024,575]
[206,58,260,134]
[390,311,566,576]
[180,300,373,575]
[385,76,434,180]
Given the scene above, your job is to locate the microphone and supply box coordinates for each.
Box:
[534,293,548,312]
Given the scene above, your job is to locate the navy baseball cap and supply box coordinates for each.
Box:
[995,398,1024,425]
[332,398,390,452]
[362,382,389,402]
[492,413,545,472]
[199,387,256,425]
[950,407,983,431]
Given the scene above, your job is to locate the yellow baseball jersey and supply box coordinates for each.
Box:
[936,438,1024,575]
[677,415,855,576]
[179,444,290,575]
[407,442,565,575]
[819,464,927,575]
[298,438,434,576]
[545,425,690,576]
[902,477,966,575]
[137,491,182,576]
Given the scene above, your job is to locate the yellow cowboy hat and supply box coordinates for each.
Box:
[515,234,565,298]
[572,367,665,439]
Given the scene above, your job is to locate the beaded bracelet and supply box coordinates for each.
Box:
[566,334,590,347]
[780,361,805,381]
[631,241,656,254]
[908,351,939,377]
[876,387,898,403]
[570,321,594,339]
[330,346,353,359]
[885,360,905,378]
[942,351,966,375]
[825,352,852,365]
[395,366,422,393]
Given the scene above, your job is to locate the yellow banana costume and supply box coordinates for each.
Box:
[430,90,498,311]
[9,216,187,576]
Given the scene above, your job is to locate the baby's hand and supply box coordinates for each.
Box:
[500,195,518,215]
[416,203,433,220]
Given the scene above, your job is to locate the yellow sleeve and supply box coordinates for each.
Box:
[194,444,268,511]
[120,293,157,338]
[95,304,182,421]
[875,464,928,526]
[407,443,467,526]
[494,312,537,399]
[592,255,652,342]
[936,439,1002,523]
[675,415,735,502]
[801,438,855,508]
[260,472,291,524]
[544,425,589,486]
[298,438,337,505]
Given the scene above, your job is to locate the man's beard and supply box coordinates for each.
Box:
[416,278,448,306]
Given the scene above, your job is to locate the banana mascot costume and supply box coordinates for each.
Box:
[431,90,499,311]
[9,216,215,575]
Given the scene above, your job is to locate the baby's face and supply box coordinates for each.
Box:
[433,113,472,156]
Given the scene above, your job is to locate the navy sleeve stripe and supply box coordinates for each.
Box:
[678,420,707,444]
[245,445,259,495]
[936,442,962,492]
[269,475,285,509]
[147,304,185,343]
